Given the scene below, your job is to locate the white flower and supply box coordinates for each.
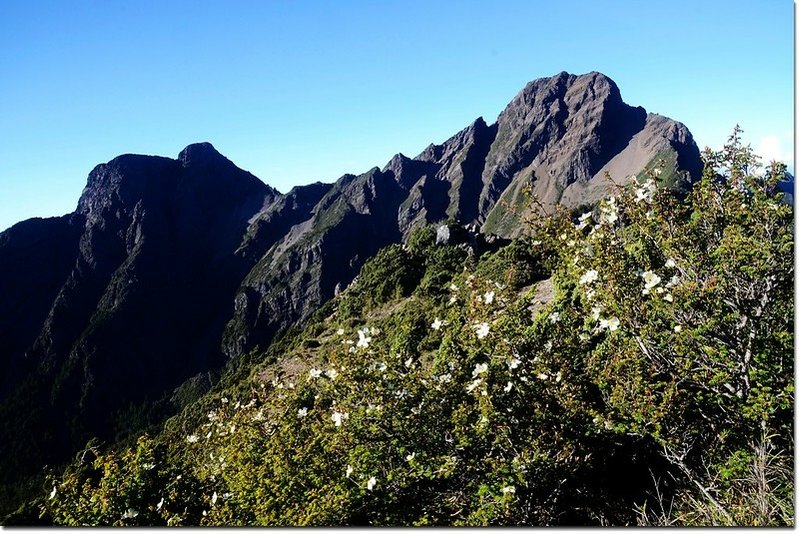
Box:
[297,407,308,418]
[449,295,458,304]
[664,293,674,303]
[406,452,416,462]
[466,378,483,393]
[654,167,662,176]
[484,290,495,304]
[404,356,414,368]
[579,269,599,285]
[220,397,228,404]
[431,317,445,330]
[665,258,676,269]
[591,306,603,321]
[501,486,516,494]
[207,410,218,422]
[537,372,549,380]
[474,322,490,339]
[357,329,372,348]
[549,311,561,323]
[49,486,57,499]
[336,328,345,335]
[449,284,459,291]
[507,357,521,370]
[186,434,199,444]
[635,179,657,203]
[122,508,139,519]
[346,465,354,477]
[309,368,323,379]
[156,497,164,511]
[577,211,592,229]
[211,491,218,505]
[599,317,620,331]
[504,381,513,393]
[599,196,619,224]
[438,373,452,383]
[666,275,680,288]
[674,325,682,333]
[331,411,349,427]
[325,368,339,380]
[641,271,662,292]
[366,476,377,491]
[472,363,489,377]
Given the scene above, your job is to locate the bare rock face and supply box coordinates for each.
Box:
[0,73,702,507]
[477,72,701,234]
[221,72,701,358]
[223,167,407,358]
[0,143,278,491]
[0,215,83,397]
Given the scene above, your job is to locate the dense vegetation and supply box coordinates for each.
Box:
[14,131,795,526]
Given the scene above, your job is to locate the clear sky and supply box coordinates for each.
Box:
[0,0,793,232]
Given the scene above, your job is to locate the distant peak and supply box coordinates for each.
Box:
[178,142,228,167]
[521,71,618,93]
[382,153,410,174]
[471,116,488,129]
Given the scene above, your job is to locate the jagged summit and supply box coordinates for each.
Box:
[178,141,231,168]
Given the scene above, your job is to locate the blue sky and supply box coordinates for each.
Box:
[0,0,793,231]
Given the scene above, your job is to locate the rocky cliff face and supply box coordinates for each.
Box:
[0,143,278,497]
[224,72,702,357]
[0,72,702,511]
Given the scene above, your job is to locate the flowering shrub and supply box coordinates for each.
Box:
[39,130,793,526]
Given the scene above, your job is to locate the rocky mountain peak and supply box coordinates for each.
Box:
[382,152,412,175]
[178,141,228,167]
[76,154,176,220]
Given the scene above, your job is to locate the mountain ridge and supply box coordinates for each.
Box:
[0,71,703,516]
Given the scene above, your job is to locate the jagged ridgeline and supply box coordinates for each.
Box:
[0,72,792,525]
